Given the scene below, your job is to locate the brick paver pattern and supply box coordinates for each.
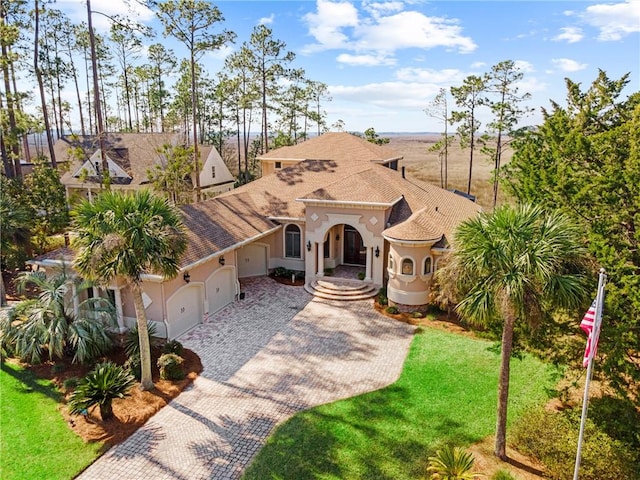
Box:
[77,277,415,480]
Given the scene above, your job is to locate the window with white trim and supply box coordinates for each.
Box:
[285,224,301,258]
[275,161,282,169]
[401,258,414,275]
[424,257,432,274]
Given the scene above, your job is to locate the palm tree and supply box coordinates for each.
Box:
[4,269,115,364]
[441,204,588,460]
[72,190,187,390]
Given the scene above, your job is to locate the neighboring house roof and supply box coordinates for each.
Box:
[56,133,226,189]
[257,132,402,165]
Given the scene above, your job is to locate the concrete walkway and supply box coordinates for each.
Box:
[77,277,415,480]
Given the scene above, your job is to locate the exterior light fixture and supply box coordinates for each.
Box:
[219,256,225,266]
[307,240,312,251]
[336,234,340,241]
[375,246,380,258]
[183,272,191,283]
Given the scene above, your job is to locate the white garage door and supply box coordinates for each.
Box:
[206,268,235,315]
[238,244,268,278]
[166,285,203,339]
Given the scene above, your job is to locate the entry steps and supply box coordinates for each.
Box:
[304,278,377,301]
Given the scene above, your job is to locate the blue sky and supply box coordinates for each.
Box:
[55,0,639,132]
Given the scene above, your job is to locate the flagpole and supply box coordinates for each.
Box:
[573,268,607,480]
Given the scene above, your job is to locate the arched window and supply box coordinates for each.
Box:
[388,254,395,271]
[401,258,414,275]
[424,257,432,274]
[285,224,301,258]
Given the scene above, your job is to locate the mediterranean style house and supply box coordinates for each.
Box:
[32,133,480,339]
[54,133,235,201]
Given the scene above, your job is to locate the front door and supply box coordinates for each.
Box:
[343,226,366,265]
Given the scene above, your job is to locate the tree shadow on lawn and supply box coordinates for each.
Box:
[1,361,62,402]
[244,384,480,480]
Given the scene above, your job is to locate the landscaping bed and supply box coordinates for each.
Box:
[10,343,202,448]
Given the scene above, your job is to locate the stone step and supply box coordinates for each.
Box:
[311,281,376,297]
[316,279,367,291]
[304,281,378,301]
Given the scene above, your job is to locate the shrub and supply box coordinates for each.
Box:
[68,361,136,420]
[491,471,517,480]
[124,323,158,358]
[63,377,80,390]
[125,354,142,381]
[386,306,399,314]
[51,363,66,374]
[162,339,184,356]
[427,444,477,479]
[157,353,184,380]
[411,311,424,319]
[324,268,334,276]
[273,267,288,278]
[512,407,638,480]
[357,271,365,280]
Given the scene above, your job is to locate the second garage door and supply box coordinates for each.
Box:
[206,267,235,315]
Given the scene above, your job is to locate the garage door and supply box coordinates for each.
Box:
[238,244,268,278]
[206,268,235,315]
[166,285,203,339]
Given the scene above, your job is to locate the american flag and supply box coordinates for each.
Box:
[580,300,597,368]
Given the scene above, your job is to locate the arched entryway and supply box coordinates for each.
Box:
[343,225,366,266]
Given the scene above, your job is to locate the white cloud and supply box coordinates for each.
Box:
[330,81,442,109]
[552,58,588,72]
[553,26,584,43]
[362,0,405,18]
[514,60,535,73]
[470,61,486,69]
[303,0,360,51]
[207,45,235,61]
[336,53,396,66]
[353,11,476,54]
[258,14,275,25]
[583,0,640,40]
[56,0,155,31]
[303,0,476,56]
[394,67,465,84]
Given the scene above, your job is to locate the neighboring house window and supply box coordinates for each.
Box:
[211,166,216,178]
[285,224,301,258]
[402,258,414,275]
[275,161,282,169]
[424,257,432,274]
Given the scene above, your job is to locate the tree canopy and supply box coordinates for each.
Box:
[503,70,640,402]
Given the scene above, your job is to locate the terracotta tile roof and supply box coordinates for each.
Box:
[383,207,444,242]
[257,132,401,164]
[57,133,214,188]
[178,193,279,268]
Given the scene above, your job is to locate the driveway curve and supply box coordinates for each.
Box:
[77,277,415,480]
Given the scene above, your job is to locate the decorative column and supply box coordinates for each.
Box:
[316,242,324,276]
[365,246,372,282]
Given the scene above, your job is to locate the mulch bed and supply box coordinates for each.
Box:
[16,344,202,451]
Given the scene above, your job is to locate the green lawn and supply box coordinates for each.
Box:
[243,327,558,480]
[0,362,102,480]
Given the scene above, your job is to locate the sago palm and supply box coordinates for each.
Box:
[441,204,588,459]
[72,190,187,390]
[427,444,477,480]
[68,361,137,420]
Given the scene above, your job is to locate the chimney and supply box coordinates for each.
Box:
[401,166,405,179]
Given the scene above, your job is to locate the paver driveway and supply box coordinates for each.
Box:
[77,277,415,480]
